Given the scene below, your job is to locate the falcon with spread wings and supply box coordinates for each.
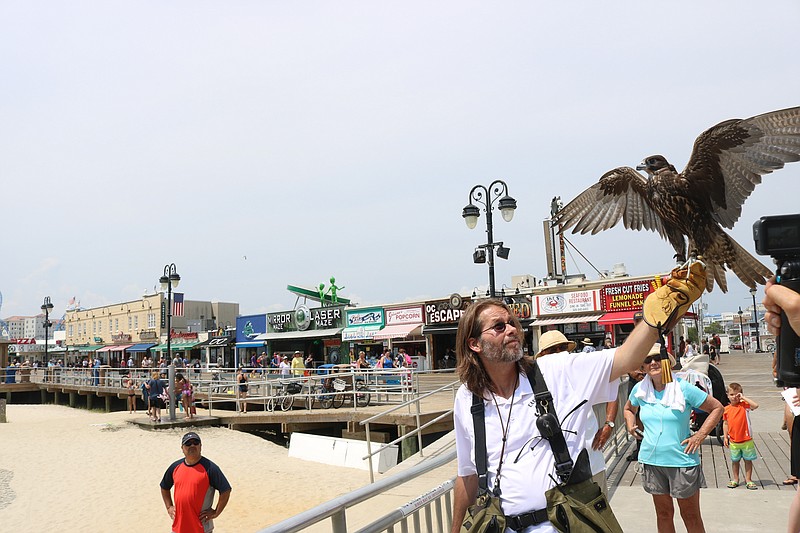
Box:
[553,106,800,292]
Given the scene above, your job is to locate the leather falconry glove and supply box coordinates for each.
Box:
[643,261,707,332]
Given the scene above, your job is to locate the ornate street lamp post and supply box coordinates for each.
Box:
[737,307,744,353]
[160,263,181,421]
[462,180,517,298]
[750,287,762,353]
[41,296,54,368]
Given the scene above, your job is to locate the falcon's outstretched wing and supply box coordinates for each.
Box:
[553,167,664,237]
[682,106,800,228]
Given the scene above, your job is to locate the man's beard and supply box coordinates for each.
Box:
[480,337,523,363]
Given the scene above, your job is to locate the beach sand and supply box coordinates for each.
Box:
[0,404,375,532]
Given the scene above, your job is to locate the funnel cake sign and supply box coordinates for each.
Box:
[601,278,661,312]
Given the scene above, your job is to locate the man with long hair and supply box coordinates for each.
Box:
[451,263,705,532]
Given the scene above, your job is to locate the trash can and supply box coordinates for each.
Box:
[99,365,111,386]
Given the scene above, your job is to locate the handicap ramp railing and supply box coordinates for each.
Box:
[256,448,457,533]
[353,477,455,533]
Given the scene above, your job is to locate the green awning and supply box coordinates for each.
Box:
[151,341,203,352]
[71,345,104,352]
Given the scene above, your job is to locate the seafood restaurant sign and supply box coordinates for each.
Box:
[535,290,598,315]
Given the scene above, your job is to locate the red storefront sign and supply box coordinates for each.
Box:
[601,278,663,312]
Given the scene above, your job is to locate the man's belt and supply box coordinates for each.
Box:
[506,508,548,531]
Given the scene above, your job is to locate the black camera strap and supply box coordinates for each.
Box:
[470,392,491,493]
[525,362,575,484]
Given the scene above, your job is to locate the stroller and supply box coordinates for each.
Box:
[676,354,729,444]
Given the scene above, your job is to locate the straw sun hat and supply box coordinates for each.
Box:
[646,343,676,368]
[536,330,576,357]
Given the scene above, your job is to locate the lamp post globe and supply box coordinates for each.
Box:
[462,204,480,229]
[463,180,517,297]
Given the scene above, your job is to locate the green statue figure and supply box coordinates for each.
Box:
[327,276,344,304]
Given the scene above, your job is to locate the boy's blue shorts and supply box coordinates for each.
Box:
[729,439,758,462]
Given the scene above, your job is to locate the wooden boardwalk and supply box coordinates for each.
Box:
[608,349,795,493]
[609,431,793,491]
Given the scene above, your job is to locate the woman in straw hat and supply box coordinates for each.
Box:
[623,343,723,532]
[535,330,576,358]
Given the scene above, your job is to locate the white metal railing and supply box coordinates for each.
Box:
[14,366,447,417]
[360,379,460,483]
[256,447,457,533]
[354,478,455,533]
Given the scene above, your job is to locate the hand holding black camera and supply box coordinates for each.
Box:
[764,279,800,338]
[754,214,800,386]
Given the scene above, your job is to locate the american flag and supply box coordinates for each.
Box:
[172,293,184,317]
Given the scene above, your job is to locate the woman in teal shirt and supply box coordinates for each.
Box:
[624,344,723,532]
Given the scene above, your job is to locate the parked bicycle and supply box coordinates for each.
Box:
[306,377,345,409]
[304,374,371,409]
[271,379,304,411]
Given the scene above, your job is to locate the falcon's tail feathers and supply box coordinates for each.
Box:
[704,232,772,293]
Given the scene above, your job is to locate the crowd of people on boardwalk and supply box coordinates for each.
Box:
[675,333,724,366]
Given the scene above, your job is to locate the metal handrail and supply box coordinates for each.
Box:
[360,379,459,482]
[354,478,456,533]
[256,447,457,533]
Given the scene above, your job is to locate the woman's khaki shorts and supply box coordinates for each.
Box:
[641,464,706,499]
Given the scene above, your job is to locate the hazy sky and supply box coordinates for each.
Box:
[2,1,798,322]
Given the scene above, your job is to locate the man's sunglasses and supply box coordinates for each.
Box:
[643,356,659,365]
[481,321,515,335]
[183,440,200,447]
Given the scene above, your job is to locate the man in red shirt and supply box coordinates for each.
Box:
[160,432,232,533]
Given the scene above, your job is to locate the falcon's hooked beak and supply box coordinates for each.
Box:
[635,160,654,178]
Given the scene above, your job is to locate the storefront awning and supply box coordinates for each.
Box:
[235,340,265,348]
[151,341,203,351]
[72,345,104,352]
[126,343,156,352]
[528,313,603,326]
[254,328,344,341]
[597,311,638,326]
[372,323,422,341]
[422,325,459,335]
[96,344,133,353]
